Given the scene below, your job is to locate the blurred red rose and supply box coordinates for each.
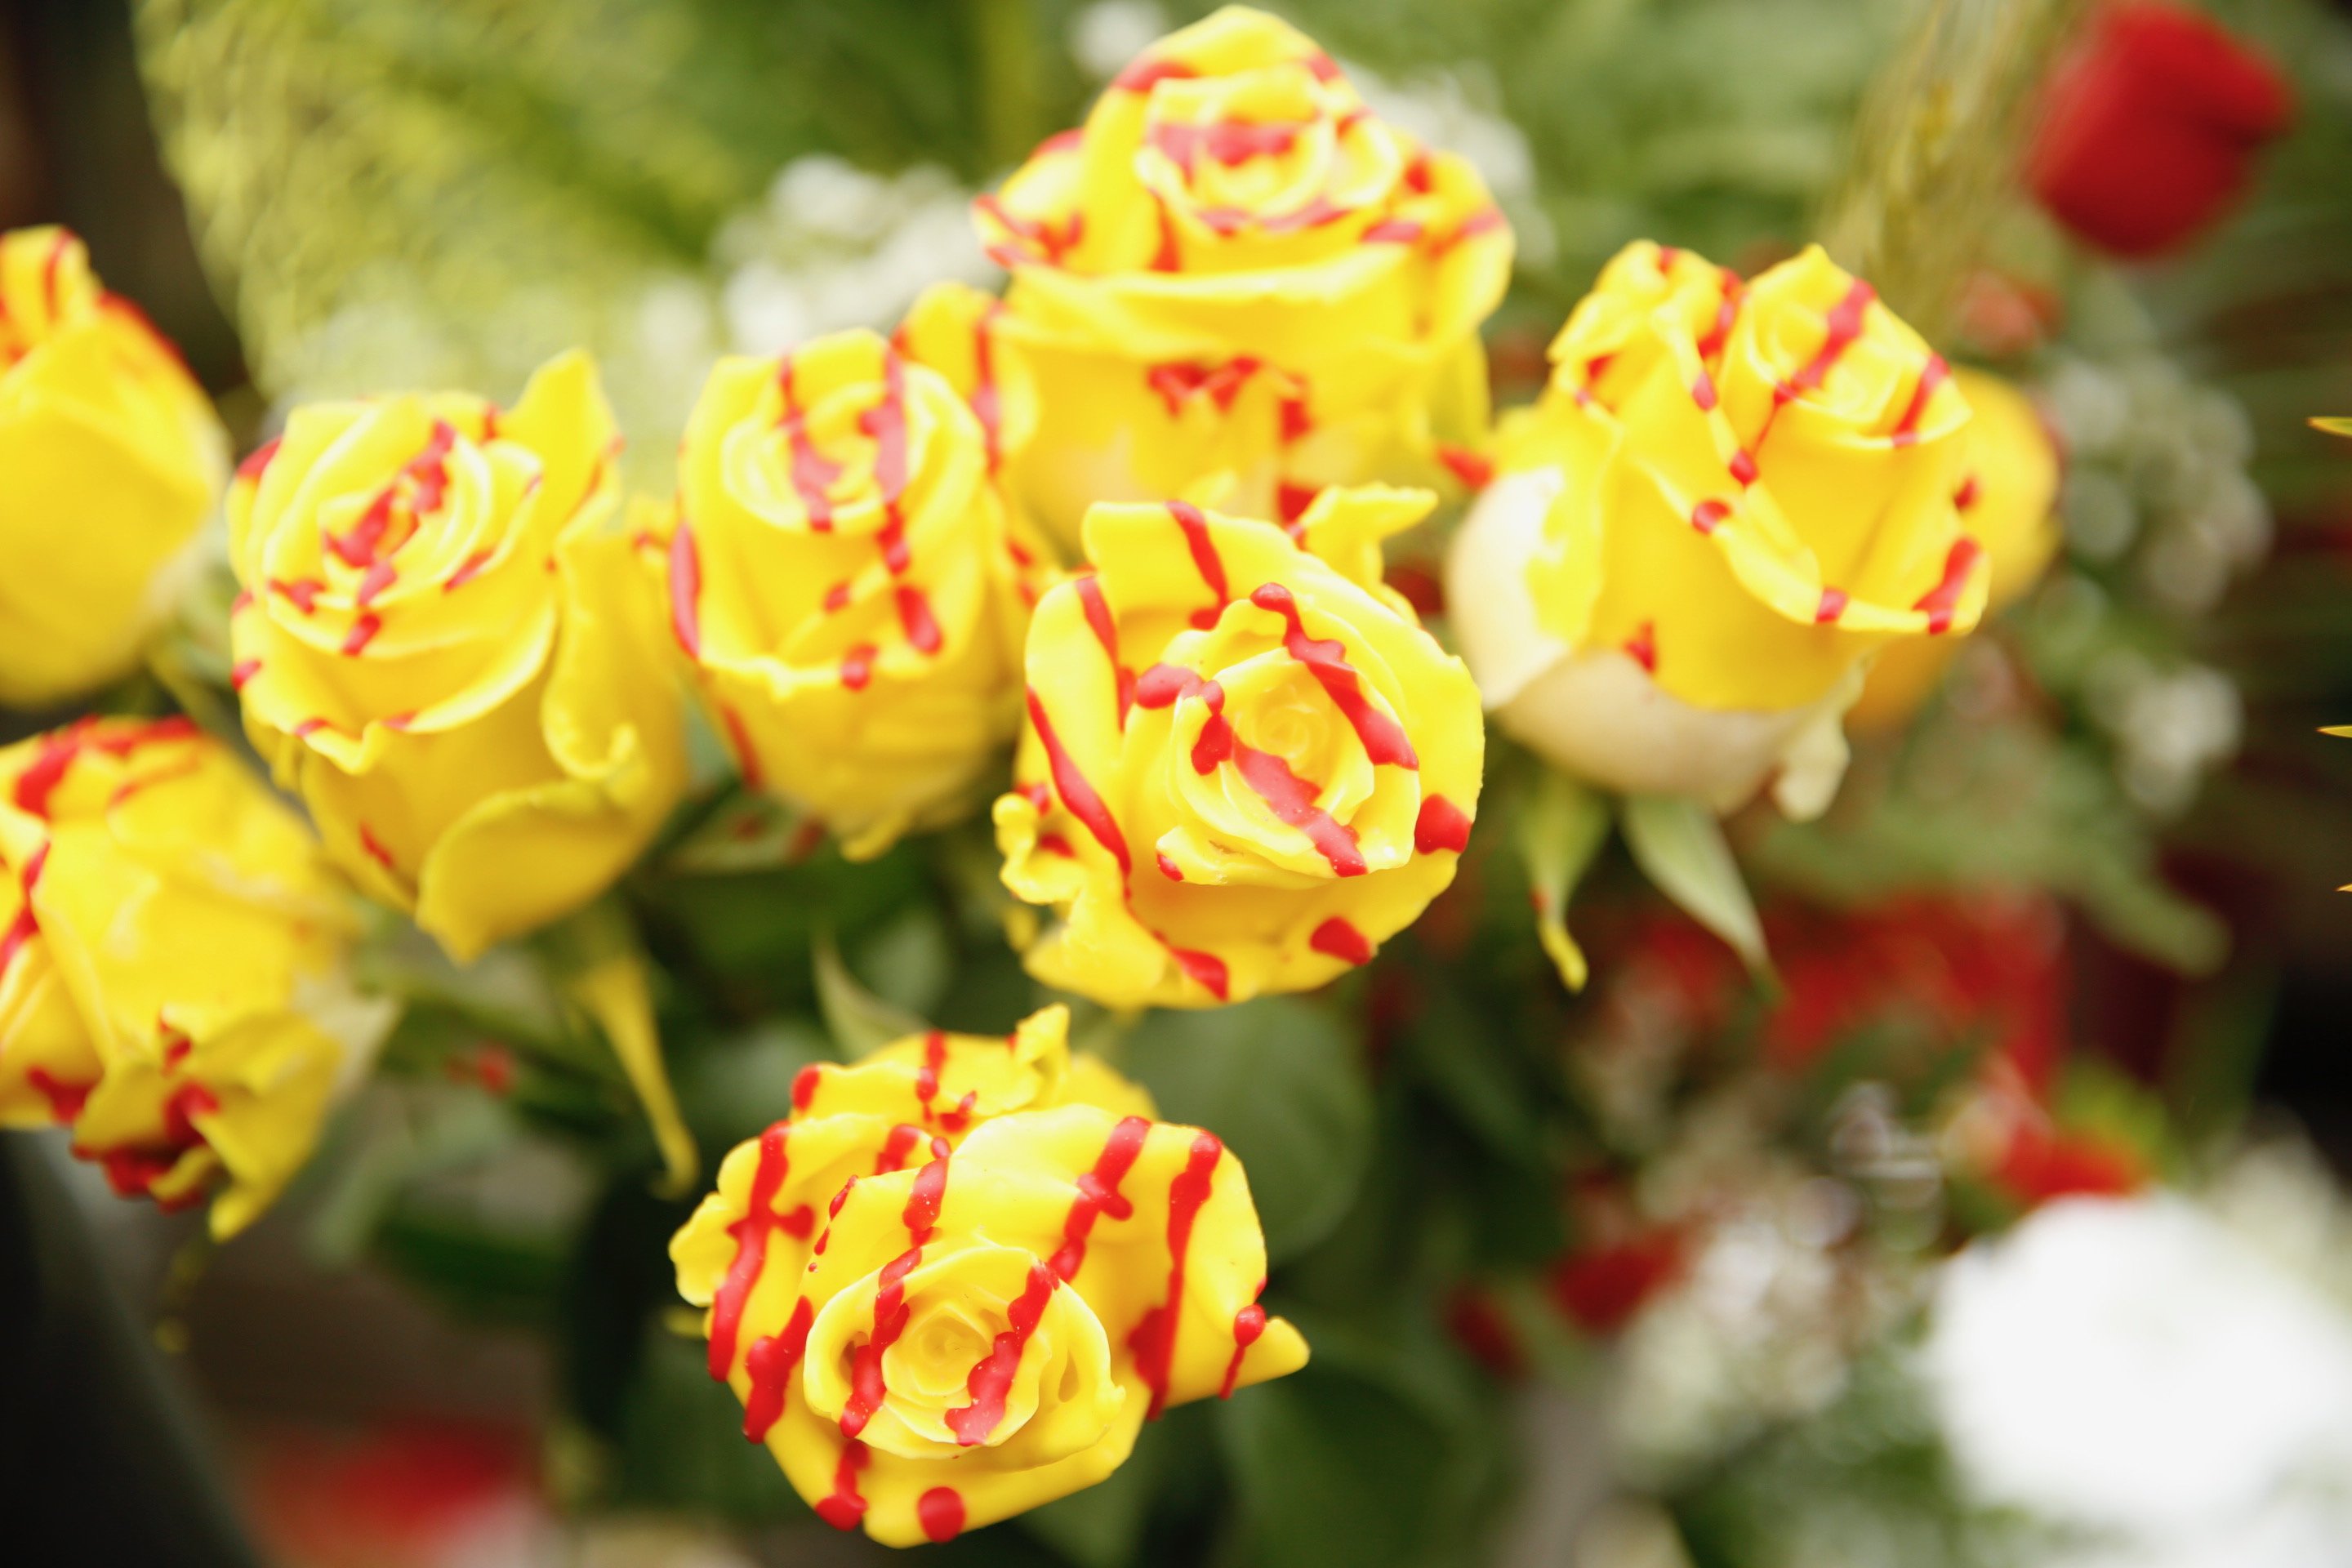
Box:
[243,1418,539,1568]
[1988,1118,2149,1207]
[2027,2,2292,258]
[1761,895,2068,1088]
[1444,1287,1530,1379]
[1548,1232,1685,1337]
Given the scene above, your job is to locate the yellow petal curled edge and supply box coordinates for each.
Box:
[1450,240,1993,813]
[229,350,685,961]
[967,6,1511,550]
[0,719,387,1236]
[669,1006,1303,1546]
[0,226,227,706]
[646,327,1045,858]
[996,484,1484,1009]
[1850,366,2062,729]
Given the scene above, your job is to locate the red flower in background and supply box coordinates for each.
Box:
[1444,1288,1530,1378]
[1947,1053,2154,1211]
[1989,1118,2148,1205]
[2027,2,2293,258]
[242,1419,539,1568]
[1597,893,2068,1085]
[1548,1232,1686,1336]
[1760,895,2069,1088]
[1606,911,1749,1039]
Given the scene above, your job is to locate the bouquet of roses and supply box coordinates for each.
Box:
[11,3,2348,1563]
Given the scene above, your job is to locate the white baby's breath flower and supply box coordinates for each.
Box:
[715,155,997,356]
[1068,1,1169,81]
[1925,1196,2352,1561]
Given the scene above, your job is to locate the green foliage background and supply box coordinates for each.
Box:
[111,2,2352,1565]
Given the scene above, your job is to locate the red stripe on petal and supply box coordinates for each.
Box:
[1414,795,1472,854]
[1309,916,1373,965]
[1914,537,1984,635]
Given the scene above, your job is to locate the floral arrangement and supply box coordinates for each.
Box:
[12,1,2352,1563]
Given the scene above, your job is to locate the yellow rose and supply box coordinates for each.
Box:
[895,281,1040,488]
[1849,368,2062,729]
[0,719,384,1235]
[1446,242,1992,816]
[645,328,1043,858]
[0,227,227,706]
[966,4,1511,552]
[670,1005,1305,1546]
[995,485,1483,1009]
[228,351,685,961]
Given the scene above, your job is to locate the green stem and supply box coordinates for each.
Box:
[1815,0,2094,339]
[969,0,1044,176]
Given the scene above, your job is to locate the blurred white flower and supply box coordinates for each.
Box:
[1925,1196,2352,1565]
[278,264,722,492]
[2042,347,2270,620]
[2206,1135,2352,1311]
[2061,467,2140,563]
[2045,359,2132,457]
[2083,652,2242,817]
[1069,1,1169,81]
[1610,1169,1906,1483]
[1570,1497,1694,1568]
[713,155,996,357]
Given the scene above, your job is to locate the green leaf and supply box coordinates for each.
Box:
[1621,795,1771,975]
[305,1085,517,1267]
[848,903,955,1021]
[354,916,568,1049]
[1517,769,1613,991]
[1399,986,1548,1168]
[602,1323,806,1524]
[2053,1058,2180,1181]
[1018,1409,1175,1568]
[2069,851,2230,975]
[373,1196,572,1325]
[1124,998,1374,1264]
[814,931,930,1058]
[1671,1348,2025,1566]
[673,1018,832,1156]
[635,844,925,1013]
[662,789,826,875]
[543,904,699,1196]
[1218,1368,1439,1568]
[1214,1315,1505,1568]
[1753,725,2227,976]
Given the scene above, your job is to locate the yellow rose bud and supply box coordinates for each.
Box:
[0,718,383,1236]
[996,485,1483,1009]
[670,1005,1306,1546]
[0,227,227,706]
[1447,242,1993,816]
[1850,367,2062,729]
[968,5,1512,552]
[227,350,685,961]
[645,328,1044,858]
